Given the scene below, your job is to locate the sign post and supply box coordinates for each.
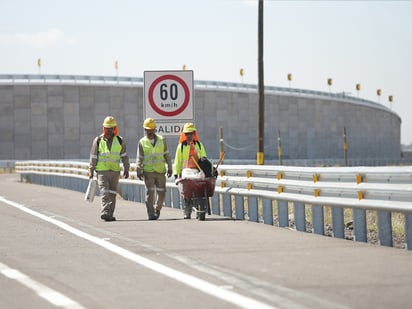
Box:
[144,70,194,135]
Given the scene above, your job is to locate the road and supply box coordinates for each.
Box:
[0,174,411,309]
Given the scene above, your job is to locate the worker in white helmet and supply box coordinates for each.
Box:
[89,116,130,221]
[136,118,173,220]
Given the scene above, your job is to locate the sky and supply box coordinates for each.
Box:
[1,0,411,145]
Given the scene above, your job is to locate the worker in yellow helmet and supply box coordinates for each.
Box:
[173,122,209,219]
[89,116,130,221]
[136,118,173,220]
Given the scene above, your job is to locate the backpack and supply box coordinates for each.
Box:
[198,157,212,177]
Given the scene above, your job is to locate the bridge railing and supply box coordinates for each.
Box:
[14,160,412,250]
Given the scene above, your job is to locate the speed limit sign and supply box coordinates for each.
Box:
[144,70,194,121]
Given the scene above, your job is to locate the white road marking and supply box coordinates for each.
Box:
[0,196,277,309]
[0,262,85,309]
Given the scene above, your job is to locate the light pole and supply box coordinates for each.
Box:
[37,58,42,75]
[377,89,382,103]
[356,83,361,97]
[388,95,393,109]
[114,60,119,78]
[327,78,333,92]
[257,0,264,165]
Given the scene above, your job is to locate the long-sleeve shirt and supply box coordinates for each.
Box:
[173,141,207,176]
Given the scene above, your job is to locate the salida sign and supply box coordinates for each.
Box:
[144,70,194,135]
[156,123,185,134]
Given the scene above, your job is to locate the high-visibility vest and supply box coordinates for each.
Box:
[173,141,207,175]
[95,137,122,172]
[140,136,167,173]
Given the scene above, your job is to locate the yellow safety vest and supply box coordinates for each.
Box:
[173,141,207,175]
[140,136,167,173]
[96,137,122,172]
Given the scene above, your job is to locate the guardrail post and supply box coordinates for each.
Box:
[277,200,288,227]
[312,204,324,235]
[235,195,244,220]
[294,202,306,232]
[82,178,88,194]
[139,186,145,203]
[172,187,181,209]
[353,208,367,242]
[405,214,412,250]
[211,194,220,215]
[332,207,345,239]
[222,194,232,218]
[165,187,172,208]
[124,183,130,200]
[248,196,258,222]
[118,182,125,199]
[131,184,138,202]
[128,183,135,201]
[262,198,273,225]
[377,210,392,247]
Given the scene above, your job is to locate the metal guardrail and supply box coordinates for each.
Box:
[14,160,412,250]
[0,74,394,114]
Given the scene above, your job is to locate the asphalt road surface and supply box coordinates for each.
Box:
[0,174,411,309]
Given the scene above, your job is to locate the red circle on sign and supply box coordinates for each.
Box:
[148,74,190,117]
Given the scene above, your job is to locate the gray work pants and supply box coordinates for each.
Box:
[143,172,166,216]
[97,171,120,218]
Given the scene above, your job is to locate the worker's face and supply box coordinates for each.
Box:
[104,127,115,138]
[185,132,194,143]
[145,129,155,139]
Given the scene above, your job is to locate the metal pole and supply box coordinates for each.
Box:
[277,129,283,165]
[219,127,224,164]
[343,127,348,166]
[257,0,264,165]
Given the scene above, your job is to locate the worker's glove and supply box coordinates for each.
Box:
[167,170,172,178]
[174,174,178,180]
[123,170,129,179]
[137,174,144,181]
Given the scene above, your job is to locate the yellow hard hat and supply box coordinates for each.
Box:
[102,116,117,128]
[143,117,157,130]
[183,123,196,133]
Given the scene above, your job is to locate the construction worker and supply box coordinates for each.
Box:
[136,118,173,220]
[89,116,130,222]
[173,122,208,219]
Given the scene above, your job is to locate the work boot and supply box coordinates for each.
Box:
[101,214,116,222]
[155,209,160,220]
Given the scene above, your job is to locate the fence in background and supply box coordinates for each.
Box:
[14,160,412,250]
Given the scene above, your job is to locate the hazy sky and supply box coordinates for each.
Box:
[1,0,411,145]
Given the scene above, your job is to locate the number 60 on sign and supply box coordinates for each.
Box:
[144,70,194,120]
